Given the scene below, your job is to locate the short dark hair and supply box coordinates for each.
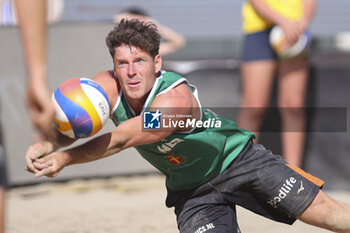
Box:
[105,19,160,59]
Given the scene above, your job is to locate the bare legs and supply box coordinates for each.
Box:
[237,57,309,167]
[237,60,276,140]
[278,58,309,167]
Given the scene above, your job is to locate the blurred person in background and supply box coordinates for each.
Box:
[237,0,317,168]
[114,6,186,56]
[0,0,60,231]
[1,0,64,26]
[14,0,59,139]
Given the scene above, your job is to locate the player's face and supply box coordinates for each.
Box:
[113,45,161,103]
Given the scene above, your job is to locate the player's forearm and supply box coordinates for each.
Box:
[301,0,317,27]
[64,132,126,166]
[157,24,186,56]
[14,0,47,81]
[48,130,77,149]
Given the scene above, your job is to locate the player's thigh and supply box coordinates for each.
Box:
[277,58,309,108]
[178,204,240,233]
[241,29,277,108]
[240,60,276,108]
[215,142,324,223]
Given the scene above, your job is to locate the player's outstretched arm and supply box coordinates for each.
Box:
[25,130,77,174]
[31,82,198,178]
[30,113,173,178]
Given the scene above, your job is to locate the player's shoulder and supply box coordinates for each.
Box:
[162,70,183,78]
[152,82,192,109]
[92,70,120,109]
[92,70,115,82]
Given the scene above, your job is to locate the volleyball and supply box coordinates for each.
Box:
[269,25,311,59]
[52,78,110,138]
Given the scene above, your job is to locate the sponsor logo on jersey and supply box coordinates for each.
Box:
[267,177,297,208]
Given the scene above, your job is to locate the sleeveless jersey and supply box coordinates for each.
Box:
[242,0,304,34]
[111,71,255,191]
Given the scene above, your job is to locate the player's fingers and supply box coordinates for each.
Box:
[33,160,53,170]
[29,142,55,161]
[47,172,58,178]
[25,145,39,172]
[27,143,45,160]
[34,166,53,178]
[25,155,35,171]
[26,166,42,175]
[29,151,42,161]
[25,166,35,174]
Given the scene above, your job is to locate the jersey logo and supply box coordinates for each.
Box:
[167,153,182,164]
[157,138,184,153]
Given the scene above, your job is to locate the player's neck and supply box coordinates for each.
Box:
[126,95,148,115]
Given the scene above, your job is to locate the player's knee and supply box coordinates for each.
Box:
[278,105,305,119]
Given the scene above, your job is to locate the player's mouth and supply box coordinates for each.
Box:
[128,81,141,88]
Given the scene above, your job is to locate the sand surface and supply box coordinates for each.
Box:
[6,174,350,233]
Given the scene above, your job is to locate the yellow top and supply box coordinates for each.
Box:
[242,0,304,34]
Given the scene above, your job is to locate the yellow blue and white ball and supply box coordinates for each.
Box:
[52,78,110,138]
[269,25,311,59]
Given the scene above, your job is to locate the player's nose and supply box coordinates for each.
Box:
[127,63,136,77]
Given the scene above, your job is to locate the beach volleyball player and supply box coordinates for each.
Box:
[26,19,350,233]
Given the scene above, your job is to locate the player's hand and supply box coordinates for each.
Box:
[25,140,57,174]
[32,151,69,178]
[27,80,56,139]
[279,19,304,48]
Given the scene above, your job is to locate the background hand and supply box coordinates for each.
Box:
[27,80,56,138]
[280,19,305,47]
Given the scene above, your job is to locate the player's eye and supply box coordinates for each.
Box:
[136,59,144,64]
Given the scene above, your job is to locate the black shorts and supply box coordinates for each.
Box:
[166,140,324,233]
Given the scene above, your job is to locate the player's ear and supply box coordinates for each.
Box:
[154,54,162,73]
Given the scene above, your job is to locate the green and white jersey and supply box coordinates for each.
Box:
[111,71,255,191]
